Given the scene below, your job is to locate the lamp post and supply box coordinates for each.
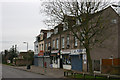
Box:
[23,42,28,52]
[23,42,30,69]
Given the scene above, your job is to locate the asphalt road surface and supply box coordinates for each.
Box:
[2,65,51,78]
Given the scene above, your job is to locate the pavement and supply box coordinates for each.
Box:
[12,65,65,78]
[2,65,52,78]
[0,64,2,79]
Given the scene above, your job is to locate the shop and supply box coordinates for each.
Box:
[61,50,71,70]
[70,49,86,71]
[51,50,60,68]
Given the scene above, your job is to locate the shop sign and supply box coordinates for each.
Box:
[71,49,86,54]
[38,50,44,56]
[61,50,71,54]
[51,50,59,54]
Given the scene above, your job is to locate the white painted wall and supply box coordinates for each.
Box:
[34,41,38,54]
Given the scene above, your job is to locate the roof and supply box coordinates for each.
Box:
[64,6,120,22]
[54,23,63,29]
[36,34,40,37]
[40,29,50,33]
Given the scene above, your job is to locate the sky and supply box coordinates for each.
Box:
[0,0,48,52]
[0,0,120,52]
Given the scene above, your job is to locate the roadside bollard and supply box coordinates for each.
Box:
[94,74,96,79]
[107,75,110,79]
[83,73,85,79]
[64,72,66,76]
[73,72,76,78]
[66,72,68,76]
[27,65,31,69]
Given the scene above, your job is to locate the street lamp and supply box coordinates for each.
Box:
[23,42,30,69]
[23,42,28,52]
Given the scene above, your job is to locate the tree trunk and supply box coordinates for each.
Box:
[86,46,93,74]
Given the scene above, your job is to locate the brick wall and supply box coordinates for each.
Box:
[16,59,32,66]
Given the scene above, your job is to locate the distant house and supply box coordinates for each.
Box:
[15,50,34,66]
[34,29,53,68]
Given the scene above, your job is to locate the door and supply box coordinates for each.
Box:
[94,60,100,71]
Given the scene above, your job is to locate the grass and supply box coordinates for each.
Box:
[6,63,14,66]
[68,74,120,80]
[73,74,104,78]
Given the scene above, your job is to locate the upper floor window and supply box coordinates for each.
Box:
[67,36,70,45]
[111,19,117,24]
[47,32,53,38]
[56,39,59,49]
[39,44,41,50]
[48,42,50,46]
[45,43,47,51]
[74,36,78,47]
[76,19,81,25]
[63,22,68,31]
[54,28,58,34]
[53,40,55,48]
[42,44,43,50]
[62,37,65,48]
[81,32,85,45]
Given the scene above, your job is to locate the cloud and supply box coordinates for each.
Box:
[1,2,46,51]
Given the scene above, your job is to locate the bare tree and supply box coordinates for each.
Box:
[42,0,113,73]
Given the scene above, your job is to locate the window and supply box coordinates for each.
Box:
[63,22,68,31]
[39,44,41,50]
[81,33,85,45]
[47,32,53,38]
[56,39,59,49]
[67,36,70,45]
[63,55,71,65]
[62,37,64,48]
[42,44,43,50]
[76,19,81,25]
[111,19,117,24]
[74,36,77,47]
[45,43,47,51]
[54,28,58,34]
[53,40,55,48]
[48,42,50,46]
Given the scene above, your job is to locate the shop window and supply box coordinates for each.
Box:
[74,36,78,47]
[53,40,55,48]
[63,55,71,65]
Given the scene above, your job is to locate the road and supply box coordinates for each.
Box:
[2,65,51,78]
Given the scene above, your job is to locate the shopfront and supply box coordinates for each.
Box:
[51,50,60,68]
[70,49,86,71]
[61,50,71,70]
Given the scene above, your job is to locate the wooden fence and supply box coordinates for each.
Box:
[102,58,120,66]
[101,58,120,74]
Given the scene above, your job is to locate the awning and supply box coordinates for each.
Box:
[61,52,71,54]
[51,50,59,54]
[61,50,71,54]
[70,53,83,56]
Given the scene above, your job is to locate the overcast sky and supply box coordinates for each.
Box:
[0,0,48,52]
[0,0,119,52]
